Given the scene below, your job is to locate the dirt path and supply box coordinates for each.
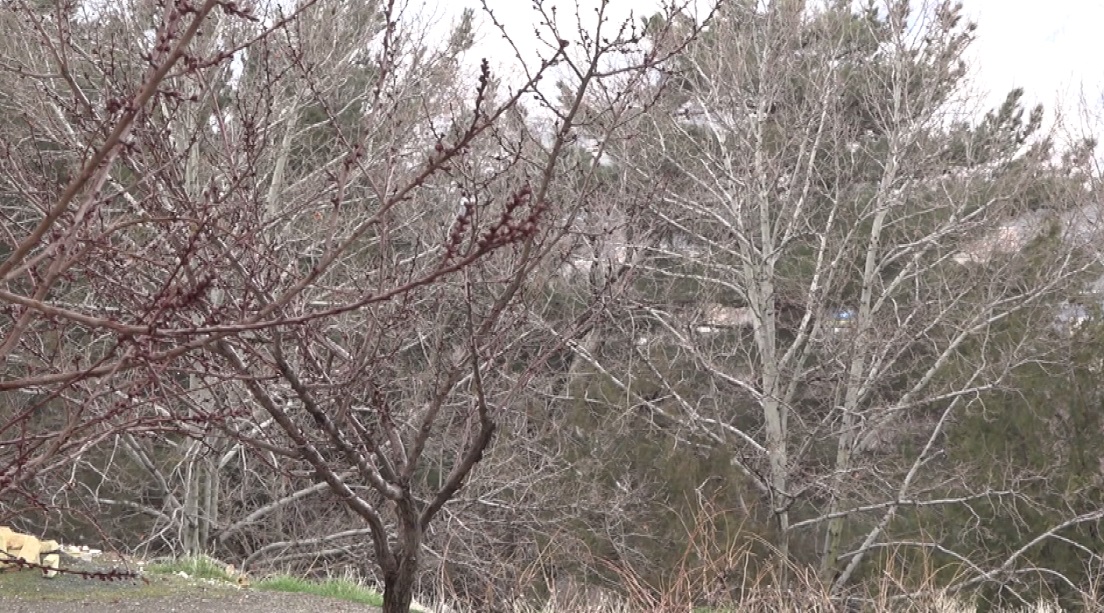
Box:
[0,589,383,612]
[0,556,382,612]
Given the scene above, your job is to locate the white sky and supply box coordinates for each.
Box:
[426,0,1104,143]
[960,0,1104,137]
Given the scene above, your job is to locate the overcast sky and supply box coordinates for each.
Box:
[447,0,1103,139]
[960,0,1104,133]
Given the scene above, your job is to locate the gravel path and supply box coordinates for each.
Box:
[0,555,384,613]
[0,588,383,612]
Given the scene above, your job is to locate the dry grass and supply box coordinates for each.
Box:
[421,500,1100,613]
[497,596,1071,613]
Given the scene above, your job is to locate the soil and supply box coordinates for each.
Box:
[0,555,383,613]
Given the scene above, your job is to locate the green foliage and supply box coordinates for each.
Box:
[257,574,386,606]
[147,556,235,581]
[535,341,772,593]
[943,89,1045,168]
[921,319,1104,609]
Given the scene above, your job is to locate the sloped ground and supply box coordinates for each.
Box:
[0,554,1080,613]
[0,589,382,613]
[0,556,381,612]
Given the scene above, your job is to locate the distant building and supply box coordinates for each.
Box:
[952,201,1104,265]
[952,222,1034,265]
[831,309,855,332]
[695,304,756,333]
[952,201,1104,333]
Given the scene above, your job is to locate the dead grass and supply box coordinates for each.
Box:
[423,500,1101,613]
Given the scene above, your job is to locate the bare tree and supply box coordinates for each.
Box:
[0,0,709,609]
[551,0,1100,603]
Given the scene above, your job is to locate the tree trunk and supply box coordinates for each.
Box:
[200,452,219,549]
[382,498,422,613]
[182,449,200,556]
[821,142,897,582]
[382,552,419,613]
